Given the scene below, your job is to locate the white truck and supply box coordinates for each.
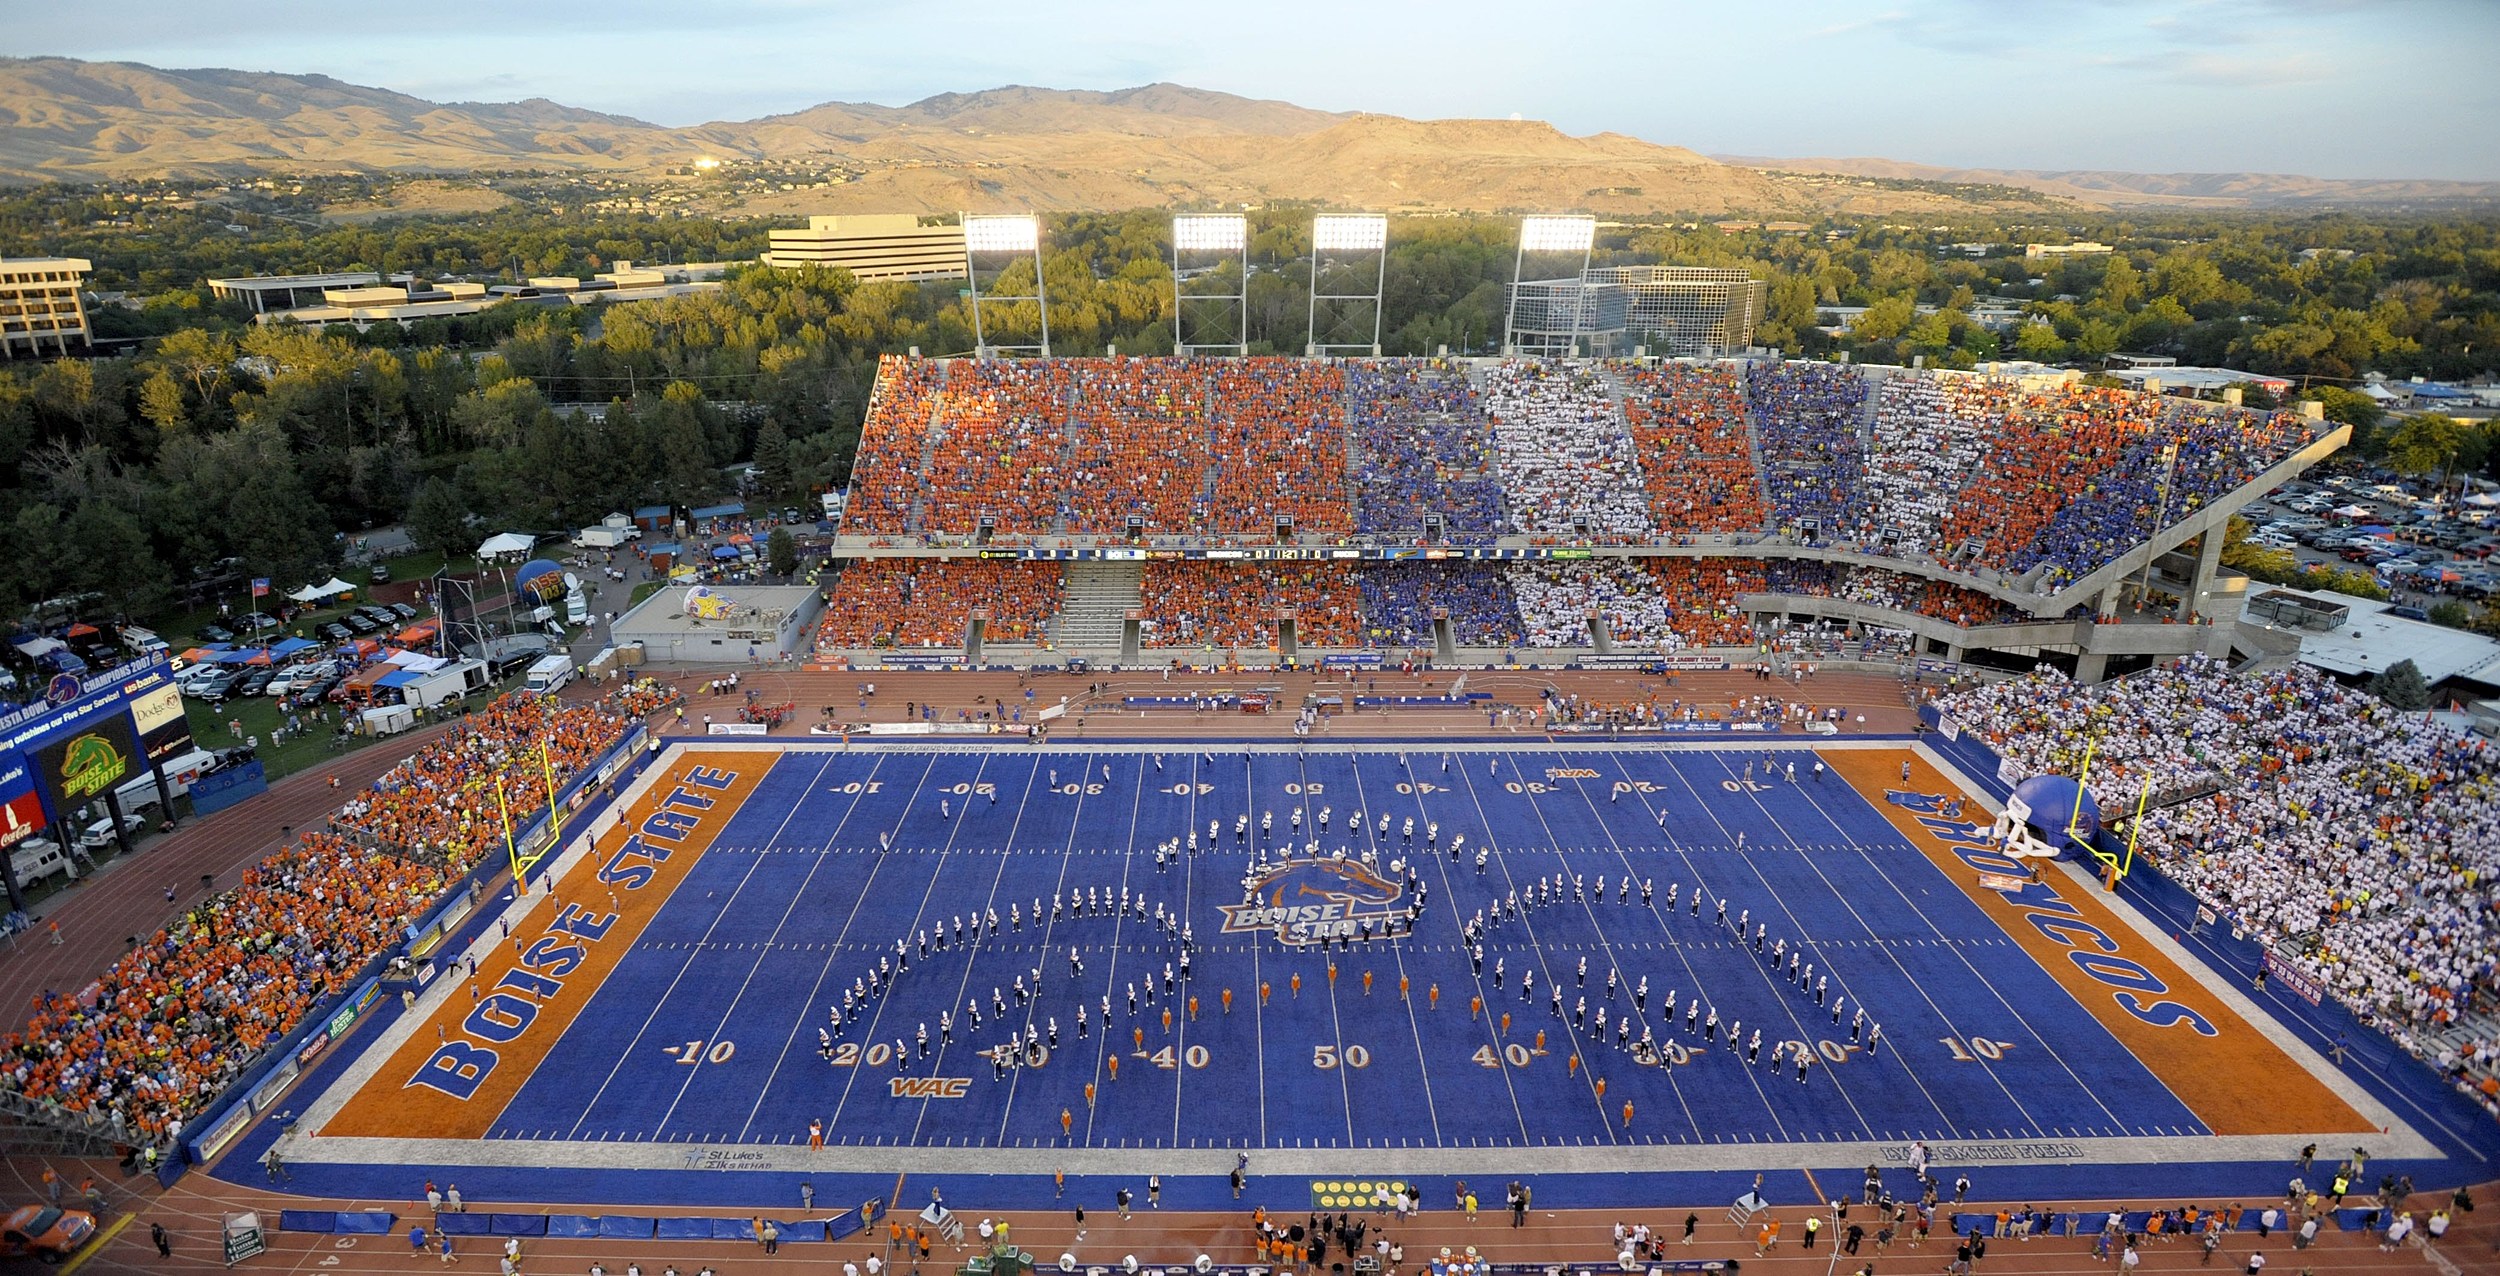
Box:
[523,653,574,696]
[113,746,223,813]
[574,516,641,549]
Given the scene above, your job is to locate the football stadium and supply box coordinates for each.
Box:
[5,215,2498,1271]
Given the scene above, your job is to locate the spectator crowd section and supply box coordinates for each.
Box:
[329,688,667,870]
[1938,656,2500,1113]
[1478,360,1655,539]
[839,354,945,538]
[814,559,1062,650]
[1618,362,1769,534]
[1344,360,1507,541]
[0,680,682,1150]
[831,355,2322,606]
[806,557,2042,658]
[912,360,1080,539]
[1354,562,1525,649]
[1745,360,1870,541]
[1504,559,1764,649]
[1853,374,1988,554]
[1137,561,1364,650]
[1763,560,2017,627]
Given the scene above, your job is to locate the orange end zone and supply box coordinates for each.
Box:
[322,748,775,1140]
[1826,748,2371,1136]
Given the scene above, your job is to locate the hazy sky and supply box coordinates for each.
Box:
[16,0,2499,180]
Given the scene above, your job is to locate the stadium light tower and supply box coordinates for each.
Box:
[962,213,1049,357]
[1172,213,1249,356]
[1505,214,1597,357]
[1307,213,1388,358]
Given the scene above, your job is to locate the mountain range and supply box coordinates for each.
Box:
[0,56,2486,214]
[1712,154,2500,209]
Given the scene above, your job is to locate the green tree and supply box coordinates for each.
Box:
[752,416,792,499]
[2368,658,2431,711]
[767,526,797,578]
[2427,600,2472,629]
[407,476,472,558]
[2381,414,2470,484]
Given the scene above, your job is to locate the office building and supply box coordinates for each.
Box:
[762,215,968,281]
[0,257,93,358]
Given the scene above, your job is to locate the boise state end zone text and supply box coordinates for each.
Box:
[410,763,741,1100]
[1884,789,2213,1036]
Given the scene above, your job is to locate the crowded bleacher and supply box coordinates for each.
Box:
[1745,360,1869,542]
[1137,562,1364,649]
[1938,656,2500,1111]
[1479,360,1654,539]
[1355,562,1525,649]
[0,680,682,1148]
[1345,361,1507,540]
[815,558,1062,650]
[1619,362,1769,535]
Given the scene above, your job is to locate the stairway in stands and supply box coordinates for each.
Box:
[902,362,953,534]
[1055,561,1144,652]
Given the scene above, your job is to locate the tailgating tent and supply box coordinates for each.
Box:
[477,532,536,559]
[711,545,740,560]
[288,578,356,603]
[2465,492,2500,508]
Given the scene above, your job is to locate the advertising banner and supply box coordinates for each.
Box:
[129,682,193,763]
[0,754,45,854]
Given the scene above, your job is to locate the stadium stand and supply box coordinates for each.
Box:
[1479,361,1653,539]
[1618,362,1770,534]
[816,559,1062,650]
[840,354,943,538]
[1345,361,1506,540]
[1745,360,1869,541]
[1938,656,2500,1111]
[1137,562,1363,649]
[0,681,681,1148]
[1354,562,1525,649]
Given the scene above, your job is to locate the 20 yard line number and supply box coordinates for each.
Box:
[664,1039,736,1065]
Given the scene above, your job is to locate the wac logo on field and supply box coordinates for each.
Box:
[1221,856,1404,946]
[889,1076,971,1099]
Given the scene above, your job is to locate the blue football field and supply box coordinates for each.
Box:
[485,742,2203,1153]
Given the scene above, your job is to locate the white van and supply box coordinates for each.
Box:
[9,839,81,890]
[523,653,574,696]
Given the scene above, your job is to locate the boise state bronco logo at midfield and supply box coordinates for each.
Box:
[1220,856,1405,946]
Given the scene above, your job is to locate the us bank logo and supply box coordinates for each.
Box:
[1220,857,1404,946]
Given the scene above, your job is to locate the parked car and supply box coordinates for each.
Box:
[344,614,379,634]
[184,667,243,702]
[235,613,280,633]
[320,622,353,642]
[371,563,392,583]
[389,602,419,620]
[198,624,235,644]
[359,605,399,626]
[74,812,147,852]
[1,1203,96,1261]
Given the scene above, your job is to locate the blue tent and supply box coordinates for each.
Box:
[2011,774,2101,850]
[711,545,740,560]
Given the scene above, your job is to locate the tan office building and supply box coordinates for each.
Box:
[762,215,968,282]
[0,257,93,358]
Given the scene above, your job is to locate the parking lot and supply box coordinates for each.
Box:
[2240,467,2499,612]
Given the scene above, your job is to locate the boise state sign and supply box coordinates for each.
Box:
[1220,857,1405,946]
